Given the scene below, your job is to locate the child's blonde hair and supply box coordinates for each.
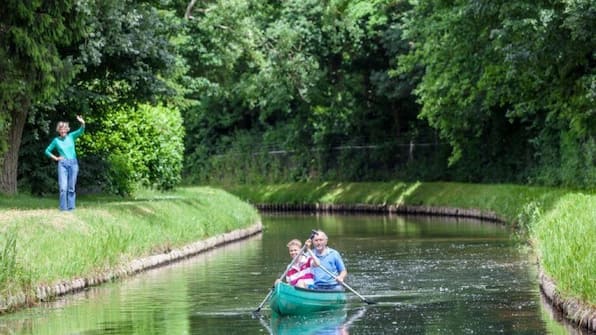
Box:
[286,239,302,248]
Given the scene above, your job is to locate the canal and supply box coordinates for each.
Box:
[0,213,584,334]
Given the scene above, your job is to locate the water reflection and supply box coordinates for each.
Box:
[259,307,366,335]
[0,235,264,335]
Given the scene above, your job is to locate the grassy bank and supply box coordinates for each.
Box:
[532,193,595,304]
[223,181,595,306]
[0,187,259,303]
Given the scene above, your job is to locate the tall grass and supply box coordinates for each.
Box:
[0,229,32,297]
[0,187,259,298]
[532,193,596,302]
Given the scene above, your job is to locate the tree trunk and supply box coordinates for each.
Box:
[0,98,30,194]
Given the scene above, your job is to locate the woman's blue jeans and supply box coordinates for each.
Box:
[57,158,79,211]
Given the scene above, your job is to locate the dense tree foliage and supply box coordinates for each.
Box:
[399,0,595,186]
[181,0,430,184]
[179,0,593,188]
[3,0,594,195]
[0,0,87,193]
[15,0,185,195]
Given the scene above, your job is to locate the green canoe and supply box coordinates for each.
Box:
[269,282,347,316]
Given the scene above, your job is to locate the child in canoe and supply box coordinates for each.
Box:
[282,238,320,288]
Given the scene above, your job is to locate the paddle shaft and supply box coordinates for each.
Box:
[315,261,375,304]
[254,262,296,312]
[254,230,317,312]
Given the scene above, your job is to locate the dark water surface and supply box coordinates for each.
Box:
[0,213,585,334]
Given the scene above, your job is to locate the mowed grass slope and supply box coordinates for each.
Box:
[0,187,259,300]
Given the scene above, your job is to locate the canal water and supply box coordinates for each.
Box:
[0,213,585,334]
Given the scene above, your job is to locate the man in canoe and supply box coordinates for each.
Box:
[311,230,348,291]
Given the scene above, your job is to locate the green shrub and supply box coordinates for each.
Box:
[82,104,184,195]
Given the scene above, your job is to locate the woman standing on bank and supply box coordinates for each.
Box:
[45,115,85,211]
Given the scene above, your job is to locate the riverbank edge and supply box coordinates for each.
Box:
[540,270,596,331]
[0,221,263,313]
[253,202,596,332]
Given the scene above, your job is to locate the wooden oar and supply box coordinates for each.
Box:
[315,262,376,305]
[254,230,318,313]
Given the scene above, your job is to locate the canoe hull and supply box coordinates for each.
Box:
[270,282,346,316]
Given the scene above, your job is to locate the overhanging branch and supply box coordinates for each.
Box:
[184,0,197,19]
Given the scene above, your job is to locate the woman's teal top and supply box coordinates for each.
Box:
[44,126,85,159]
